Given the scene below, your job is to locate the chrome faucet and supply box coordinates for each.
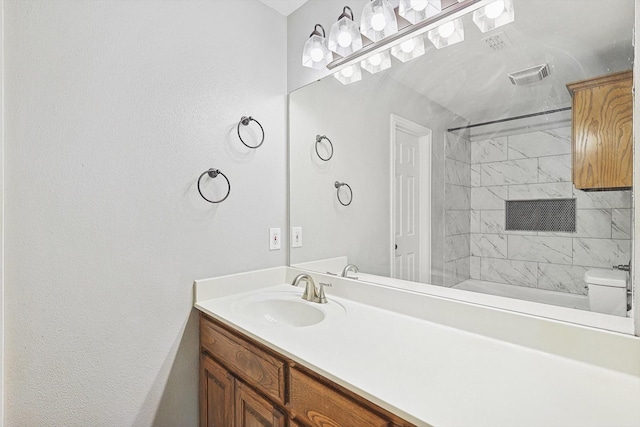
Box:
[291,273,330,304]
[341,264,359,277]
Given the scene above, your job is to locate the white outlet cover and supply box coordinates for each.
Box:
[292,227,302,248]
[269,228,281,250]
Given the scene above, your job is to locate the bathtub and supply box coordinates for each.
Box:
[453,279,590,311]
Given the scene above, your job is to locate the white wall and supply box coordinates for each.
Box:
[3,1,287,425]
[0,1,4,422]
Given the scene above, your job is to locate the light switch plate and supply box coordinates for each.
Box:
[292,227,302,248]
[269,228,281,250]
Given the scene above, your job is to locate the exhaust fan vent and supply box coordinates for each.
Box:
[508,64,550,85]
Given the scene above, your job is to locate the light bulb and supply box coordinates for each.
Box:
[438,21,455,38]
[371,12,387,31]
[400,39,415,53]
[410,0,429,11]
[341,66,354,78]
[310,47,324,62]
[368,54,382,66]
[337,31,352,48]
[485,0,505,19]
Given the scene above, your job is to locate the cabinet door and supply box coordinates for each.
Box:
[571,72,633,189]
[289,368,390,427]
[235,380,286,427]
[201,354,235,427]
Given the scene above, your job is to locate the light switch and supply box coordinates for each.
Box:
[269,228,281,250]
[292,227,302,248]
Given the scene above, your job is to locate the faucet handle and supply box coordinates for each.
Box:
[317,283,332,304]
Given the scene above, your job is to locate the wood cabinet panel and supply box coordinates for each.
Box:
[201,316,286,404]
[289,367,390,427]
[200,354,235,427]
[567,70,633,189]
[235,380,286,427]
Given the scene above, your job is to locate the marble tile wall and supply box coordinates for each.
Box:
[466,127,632,295]
[444,133,471,287]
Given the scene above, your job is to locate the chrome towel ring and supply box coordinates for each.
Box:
[237,116,265,149]
[315,135,334,161]
[198,168,231,203]
[334,181,353,206]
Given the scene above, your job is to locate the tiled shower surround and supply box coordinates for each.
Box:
[444,126,632,294]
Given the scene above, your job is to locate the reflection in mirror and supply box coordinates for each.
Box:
[289,0,634,324]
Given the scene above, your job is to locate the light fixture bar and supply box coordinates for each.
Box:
[327,0,496,71]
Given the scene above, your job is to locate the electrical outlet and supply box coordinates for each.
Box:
[292,227,302,248]
[269,228,281,250]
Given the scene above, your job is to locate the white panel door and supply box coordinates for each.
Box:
[394,129,420,281]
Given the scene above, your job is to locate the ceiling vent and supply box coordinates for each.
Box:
[481,31,513,52]
[508,64,551,85]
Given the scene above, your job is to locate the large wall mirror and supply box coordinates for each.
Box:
[289,0,635,332]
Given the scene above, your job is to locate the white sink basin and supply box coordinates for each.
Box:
[232,291,345,328]
[245,299,325,327]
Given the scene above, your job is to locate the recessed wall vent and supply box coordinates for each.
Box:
[508,63,550,85]
[506,198,576,232]
[481,31,513,52]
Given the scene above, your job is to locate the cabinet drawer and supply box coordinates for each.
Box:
[289,367,390,427]
[200,315,286,404]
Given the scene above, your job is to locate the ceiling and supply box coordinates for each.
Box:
[259,0,309,16]
[383,0,634,126]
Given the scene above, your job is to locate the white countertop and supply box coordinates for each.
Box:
[194,267,640,427]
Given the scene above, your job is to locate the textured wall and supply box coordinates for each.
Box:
[4,1,287,425]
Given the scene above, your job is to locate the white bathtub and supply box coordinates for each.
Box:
[453,279,590,311]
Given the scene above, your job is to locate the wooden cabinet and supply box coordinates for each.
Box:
[200,354,234,427]
[567,70,633,190]
[235,381,286,427]
[199,313,416,427]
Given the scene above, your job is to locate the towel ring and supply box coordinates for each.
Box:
[315,135,334,161]
[197,168,231,203]
[237,116,265,149]
[334,181,353,206]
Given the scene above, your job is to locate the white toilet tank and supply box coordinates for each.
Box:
[584,269,628,316]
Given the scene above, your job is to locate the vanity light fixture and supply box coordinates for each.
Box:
[317,0,515,83]
[427,18,464,49]
[399,0,442,24]
[302,24,333,69]
[361,50,392,74]
[333,63,362,84]
[472,0,514,33]
[328,6,363,57]
[360,0,398,42]
[391,35,426,62]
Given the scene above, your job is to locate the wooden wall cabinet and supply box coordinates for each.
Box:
[199,313,416,427]
[567,70,633,190]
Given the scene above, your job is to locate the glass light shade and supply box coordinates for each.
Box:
[427,18,464,49]
[328,17,363,57]
[472,0,515,33]
[302,34,333,69]
[334,64,363,85]
[360,0,398,42]
[361,50,392,74]
[390,36,426,62]
[398,0,442,24]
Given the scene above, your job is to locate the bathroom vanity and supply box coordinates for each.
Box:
[200,314,414,427]
[194,267,640,427]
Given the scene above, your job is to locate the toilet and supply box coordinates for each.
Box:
[584,269,628,316]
